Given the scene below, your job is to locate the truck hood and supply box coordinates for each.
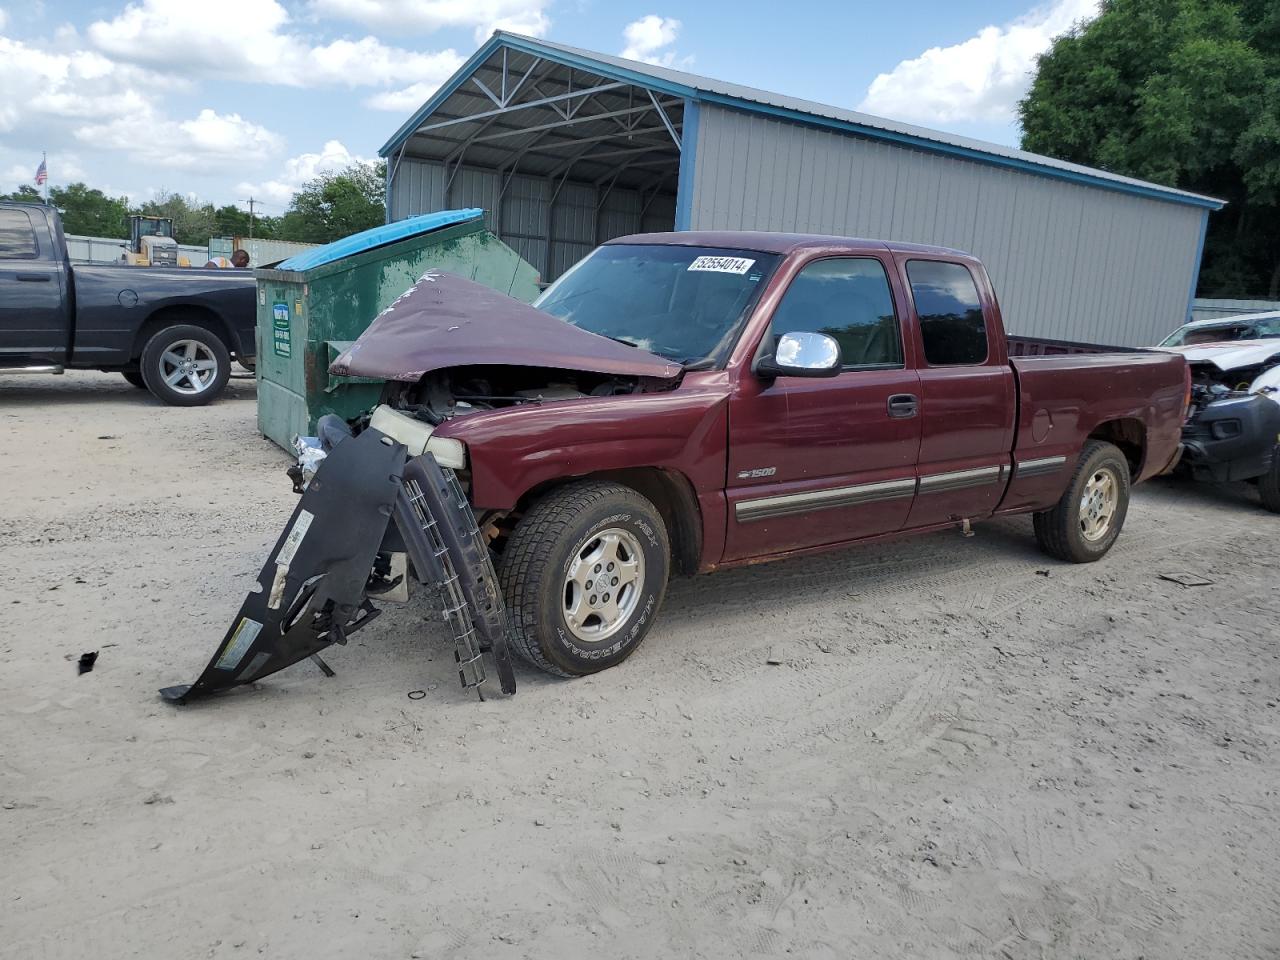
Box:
[330,270,683,382]
[1164,339,1280,371]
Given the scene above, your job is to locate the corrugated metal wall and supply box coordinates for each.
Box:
[65,234,207,265]
[688,105,1206,346]
[389,158,676,281]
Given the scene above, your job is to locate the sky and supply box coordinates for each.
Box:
[0,0,1100,216]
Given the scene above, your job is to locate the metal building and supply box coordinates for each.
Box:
[382,32,1224,345]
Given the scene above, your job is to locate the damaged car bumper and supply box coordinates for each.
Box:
[160,421,516,704]
[1181,391,1280,483]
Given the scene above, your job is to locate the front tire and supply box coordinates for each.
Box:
[498,481,670,677]
[1258,443,1280,513]
[139,324,231,406]
[1033,440,1131,563]
[122,371,147,389]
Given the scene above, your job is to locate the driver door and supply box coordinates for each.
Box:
[724,256,922,561]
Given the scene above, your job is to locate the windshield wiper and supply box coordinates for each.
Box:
[597,333,640,348]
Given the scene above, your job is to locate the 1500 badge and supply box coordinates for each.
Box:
[737,467,777,479]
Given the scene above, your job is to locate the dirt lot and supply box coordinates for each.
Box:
[2,371,1278,960]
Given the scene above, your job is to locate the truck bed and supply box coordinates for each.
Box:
[997,340,1186,513]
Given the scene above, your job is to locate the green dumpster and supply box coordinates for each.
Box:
[253,208,541,450]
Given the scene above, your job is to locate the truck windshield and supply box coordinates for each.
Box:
[535,244,780,367]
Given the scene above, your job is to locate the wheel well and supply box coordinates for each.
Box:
[518,467,703,576]
[1088,418,1146,477]
[130,305,236,362]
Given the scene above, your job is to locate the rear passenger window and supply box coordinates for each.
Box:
[0,208,39,259]
[769,258,902,368]
[907,260,988,365]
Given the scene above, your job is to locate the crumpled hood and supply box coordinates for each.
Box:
[1164,339,1280,371]
[330,270,683,382]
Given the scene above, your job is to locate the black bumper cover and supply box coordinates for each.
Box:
[1181,392,1280,483]
[160,425,515,703]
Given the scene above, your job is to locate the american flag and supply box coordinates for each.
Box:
[34,158,47,186]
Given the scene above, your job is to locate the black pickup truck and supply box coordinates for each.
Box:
[0,202,255,405]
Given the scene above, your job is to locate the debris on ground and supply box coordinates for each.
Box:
[1159,571,1216,587]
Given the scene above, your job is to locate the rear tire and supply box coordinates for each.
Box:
[498,481,670,677]
[1033,440,1131,563]
[1258,444,1280,513]
[139,324,231,406]
[122,371,147,389]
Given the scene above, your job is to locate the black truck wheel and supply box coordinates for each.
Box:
[498,481,670,677]
[1258,444,1280,513]
[139,324,231,406]
[122,371,147,389]
[1033,440,1131,563]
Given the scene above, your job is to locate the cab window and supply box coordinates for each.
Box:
[0,209,39,260]
[768,257,903,368]
[907,260,988,365]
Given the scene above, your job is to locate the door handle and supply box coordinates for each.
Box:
[887,393,919,418]
[15,273,51,282]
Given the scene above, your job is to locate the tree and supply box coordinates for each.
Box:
[0,185,42,203]
[1019,0,1280,298]
[48,182,131,237]
[278,161,386,244]
[137,191,220,247]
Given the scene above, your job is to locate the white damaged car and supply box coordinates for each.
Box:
[1158,311,1280,511]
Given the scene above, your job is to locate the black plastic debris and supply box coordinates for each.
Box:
[78,651,98,675]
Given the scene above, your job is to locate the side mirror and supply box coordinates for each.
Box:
[755,331,842,379]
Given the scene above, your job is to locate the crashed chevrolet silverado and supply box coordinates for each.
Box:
[165,232,1189,702]
[1157,312,1280,511]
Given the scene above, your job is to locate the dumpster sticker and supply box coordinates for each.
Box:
[688,255,756,274]
[272,302,291,357]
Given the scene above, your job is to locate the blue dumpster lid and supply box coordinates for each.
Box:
[276,208,484,272]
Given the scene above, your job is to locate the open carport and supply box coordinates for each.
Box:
[382,37,685,283]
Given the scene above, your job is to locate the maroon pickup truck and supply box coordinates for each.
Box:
[162,231,1196,707]
[319,231,1188,680]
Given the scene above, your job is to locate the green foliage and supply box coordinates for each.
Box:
[48,183,131,237]
[0,185,42,203]
[1020,0,1280,298]
[278,161,387,244]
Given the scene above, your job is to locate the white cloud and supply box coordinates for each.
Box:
[235,139,376,206]
[858,0,1099,125]
[365,79,447,112]
[308,0,551,43]
[620,14,686,66]
[88,0,465,89]
[0,36,156,133]
[77,108,283,170]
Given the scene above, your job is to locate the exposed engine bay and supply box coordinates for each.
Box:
[377,364,661,425]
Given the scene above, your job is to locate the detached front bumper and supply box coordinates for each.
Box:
[1181,393,1280,484]
[160,424,515,704]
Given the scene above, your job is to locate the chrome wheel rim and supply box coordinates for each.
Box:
[1079,468,1118,542]
[159,339,218,395]
[563,527,644,642]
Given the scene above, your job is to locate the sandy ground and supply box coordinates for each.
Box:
[2,370,1278,960]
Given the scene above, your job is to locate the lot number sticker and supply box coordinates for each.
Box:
[688,256,756,274]
[272,302,291,357]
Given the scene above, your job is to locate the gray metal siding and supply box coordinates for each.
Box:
[689,105,1205,346]
[389,158,676,280]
